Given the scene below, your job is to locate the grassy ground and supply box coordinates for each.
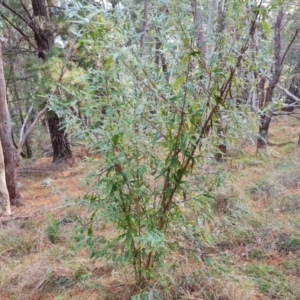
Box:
[1,117,300,299]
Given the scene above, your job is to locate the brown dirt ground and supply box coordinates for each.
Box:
[13,146,88,215]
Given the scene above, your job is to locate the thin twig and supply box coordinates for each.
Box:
[276,82,300,104]
[19,105,33,144]
[281,27,300,66]
[0,12,37,50]
[18,106,48,152]
[1,1,34,29]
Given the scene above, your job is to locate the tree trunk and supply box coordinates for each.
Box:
[0,137,11,216]
[32,0,54,59]
[13,70,33,158]
[191,0,205,60]
[24,125,33,158]
[154,36,161,68]
[31,0,71,162]
[48,114,72,163]
[0,46,20,203]
[215,115,227,162]
[257,11,283,151]
[215,1,227,161]
[206,0,217,62]
[282,45,300,112]
[140,0,149,56]
[257,112,273,150]
[154,33,168,78]
[24,101,34,158]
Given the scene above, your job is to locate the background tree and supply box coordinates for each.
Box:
[283,45,300,112]
[1,0,72,162]
[256,9,299,150]
[31,0,72,162]
[0,137,11,216]
[65,0,268,285]
[0,45,20,203]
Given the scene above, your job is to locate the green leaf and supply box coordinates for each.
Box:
[186,119,192,130]
[172,76,184,90]
[202,194,215,200]
[88,226,93,236]
[262,20,270,38]
[93,112,100,122]
[112,134,119,145]
[181,54,190,63]
[90,30,97,41]
[105,56,113,69]
[229,55,235,66]
[209,55,217,66]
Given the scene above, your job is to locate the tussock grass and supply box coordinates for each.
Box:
[0,222,93,300]
[0,227,33,257]
[243,263,299,299]
[274,193,300,214]
[248,158,300,203]
[169,273,255,300]
[45,217,61,244]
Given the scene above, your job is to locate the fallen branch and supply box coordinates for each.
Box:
[17,169,51,174]
[267,140,294,147]
[0,202,76,224]
[276,82,300,104]
[0,214,32,223]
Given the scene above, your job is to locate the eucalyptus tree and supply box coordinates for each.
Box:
[0,138,11,216]
[65,0,275,287]
[279,4,300,112]
[0,0,72,162]
[30,0,72,162]
[0,44,20,203]
[283,45,300,112]
[0,1,36,160]
[256,6,299,150]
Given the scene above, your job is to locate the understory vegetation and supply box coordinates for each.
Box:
[1,118,300,299]
[1,0,300,299]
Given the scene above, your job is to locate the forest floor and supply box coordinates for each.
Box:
[1,117,300,299]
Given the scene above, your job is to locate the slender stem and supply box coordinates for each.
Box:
[0,12,37,50]
[1,1,34,29]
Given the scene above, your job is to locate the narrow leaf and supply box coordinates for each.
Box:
[172,76,184,90]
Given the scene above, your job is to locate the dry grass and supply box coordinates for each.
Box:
[1,117,300,299]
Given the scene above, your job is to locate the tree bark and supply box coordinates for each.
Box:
[214,0,227,161]
[0,138,11,215]
[140,0,149,56]
[48,114,72,163]
[31,0,54,59]
[13,68,33,158]
[0,46,20,203]
[154,36,161,68]
[257,112,273,150]
[24,103,34,158]
[257,11,283,150]
[282,45,300,112]
[191,0,205,61]
[154,34,168,78]
[206,0,217,62]
[31,0,71,162]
